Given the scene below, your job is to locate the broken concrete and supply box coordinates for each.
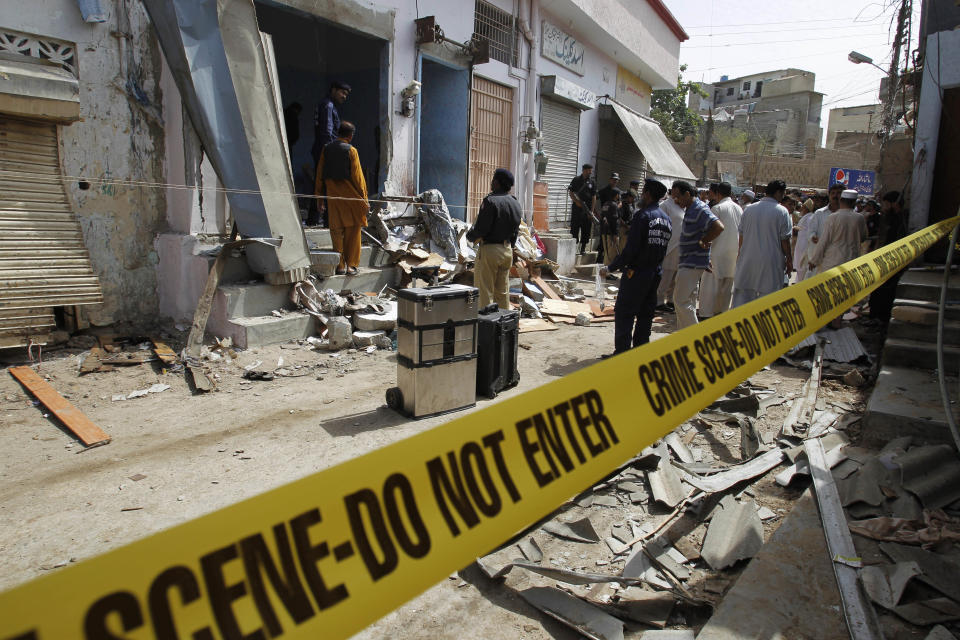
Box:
[700,495,763,570]
[519,587,624,640]
[325,317,353,350]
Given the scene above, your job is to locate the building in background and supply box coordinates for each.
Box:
[0,0,689,346]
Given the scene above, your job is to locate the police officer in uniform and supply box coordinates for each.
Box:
[467,168,522,309]
[601,179,672,354]
[568,164,597,255]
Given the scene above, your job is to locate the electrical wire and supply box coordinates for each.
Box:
[684,32,891,49]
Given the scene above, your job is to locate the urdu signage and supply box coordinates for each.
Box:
[541,21,584,75]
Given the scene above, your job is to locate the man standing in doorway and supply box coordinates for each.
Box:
[308,81,351,227]
[672,180,724,329]
[467,168,522,310]
[568,164,597,255]
[732,180,793,307]
[699,182,742,319]
[601,179,672,354]
[315,122,368,276]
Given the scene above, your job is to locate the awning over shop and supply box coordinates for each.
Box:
[0,56,79,123]
[610,103,695,181]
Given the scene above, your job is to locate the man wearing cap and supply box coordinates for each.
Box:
[568,164,598,255]
[672,180,725,329]
[309,81,351,226]
[699,182,742,318]
[467,168,522,309]
[801,183,843,278]
[316,121,368,276]
[739,190,755,208]
[732,180,793,307]
[808,188,867,276]
[600,179,672,353]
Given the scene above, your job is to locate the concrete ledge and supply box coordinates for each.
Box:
[896,270,960,303]
[228,312,316,349]
[887,318,960,343]
[863,365,960,446]
[540,234,576,275]
[881,337,960,371]
[316,265,400,294]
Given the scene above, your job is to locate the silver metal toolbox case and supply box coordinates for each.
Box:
[388,284,479,418]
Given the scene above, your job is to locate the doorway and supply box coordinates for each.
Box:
[469,76,514,221]
[418,58,470,218]
[255,1,388,201]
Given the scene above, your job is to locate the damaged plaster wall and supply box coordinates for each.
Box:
[6,0,167,326]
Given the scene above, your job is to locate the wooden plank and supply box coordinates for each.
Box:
[540,298,592,318]
[518,318,559,333]
[531,275,562,300]
[587,299,616,317]
[9,366,111,447]
[152,338,178,365]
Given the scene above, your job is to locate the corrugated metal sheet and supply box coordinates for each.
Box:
[468,76,513,221]
[610,103,696,181]
[0,307,55,346]
[0,116,102,316]
[540,98,580,228]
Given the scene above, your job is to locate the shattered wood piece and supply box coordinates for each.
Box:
[804,437,884,640]
[543,518,600,543]
[80,347,105,374]
[664,432,694,463]
[540,298,592,317]
[531,276,562,300]
[518,318,559,333]
[782,341,823,438]
[677,448,784,494]
[587,299,615,317]
[187,365,215,392]
[700,496,763,570]
[9,366,111,447]
[519,587,625,640]
[606,587,674,628]
[151,338,178,365]
[517,537,542,563]
[647,459,687,507]
[860,561,922,609]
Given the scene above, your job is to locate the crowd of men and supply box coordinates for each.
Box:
[577,167,910,355]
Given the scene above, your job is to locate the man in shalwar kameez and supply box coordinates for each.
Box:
[315,121,368,275]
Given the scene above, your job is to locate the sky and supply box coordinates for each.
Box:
[660,0,922,146]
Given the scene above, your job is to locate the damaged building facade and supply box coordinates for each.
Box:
[0,0,690,347]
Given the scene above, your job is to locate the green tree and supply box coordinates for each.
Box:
[650,64,706,142]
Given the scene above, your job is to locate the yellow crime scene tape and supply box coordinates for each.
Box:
[2,216,958,640]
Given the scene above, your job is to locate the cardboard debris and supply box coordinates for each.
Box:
[519,587,624,640]
[700,496,764,570]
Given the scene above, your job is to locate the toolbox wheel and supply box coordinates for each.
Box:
[386,386,403,410]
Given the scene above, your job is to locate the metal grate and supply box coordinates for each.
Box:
[474,0,519,67]
[468,77,514,221]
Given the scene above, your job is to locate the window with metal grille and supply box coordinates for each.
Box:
[474,0,519,67]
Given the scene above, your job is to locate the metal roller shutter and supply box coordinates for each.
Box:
[539,98,580,229]
[599,126,646,186]
[0,116,102,342]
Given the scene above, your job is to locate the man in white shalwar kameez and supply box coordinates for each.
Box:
[732,180,793,307]
[808,189,867,275]
[699,182,742,318]
[655,192,686,312]
[802,183,842,279]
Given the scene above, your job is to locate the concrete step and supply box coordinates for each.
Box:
[215,282,295,319]
[576,251,598,266]
[892,299,960,322]
[303,228,331,248]
[881,336,960,371]
[225,312,317,349]
[888,317,960,343]
[315,265,401,294]
[896,269,960,304]
[863,365,960,446]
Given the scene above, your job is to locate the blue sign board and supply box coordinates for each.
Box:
[829,167,876,195]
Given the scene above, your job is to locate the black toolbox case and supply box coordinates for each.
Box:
[476,304,520,398]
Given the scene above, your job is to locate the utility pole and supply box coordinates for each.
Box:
[699,107,714,185]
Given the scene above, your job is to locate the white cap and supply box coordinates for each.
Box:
[743,190,755,199]
[841,189,858,200]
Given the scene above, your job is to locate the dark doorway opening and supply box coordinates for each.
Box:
[255,2,388,208]
[418,58,470,219]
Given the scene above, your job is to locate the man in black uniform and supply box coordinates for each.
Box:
[467,168,522,309]
[568,164,597,255]
[601,179,672,354]
[596,172,622,263]
[868,191,909,323]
